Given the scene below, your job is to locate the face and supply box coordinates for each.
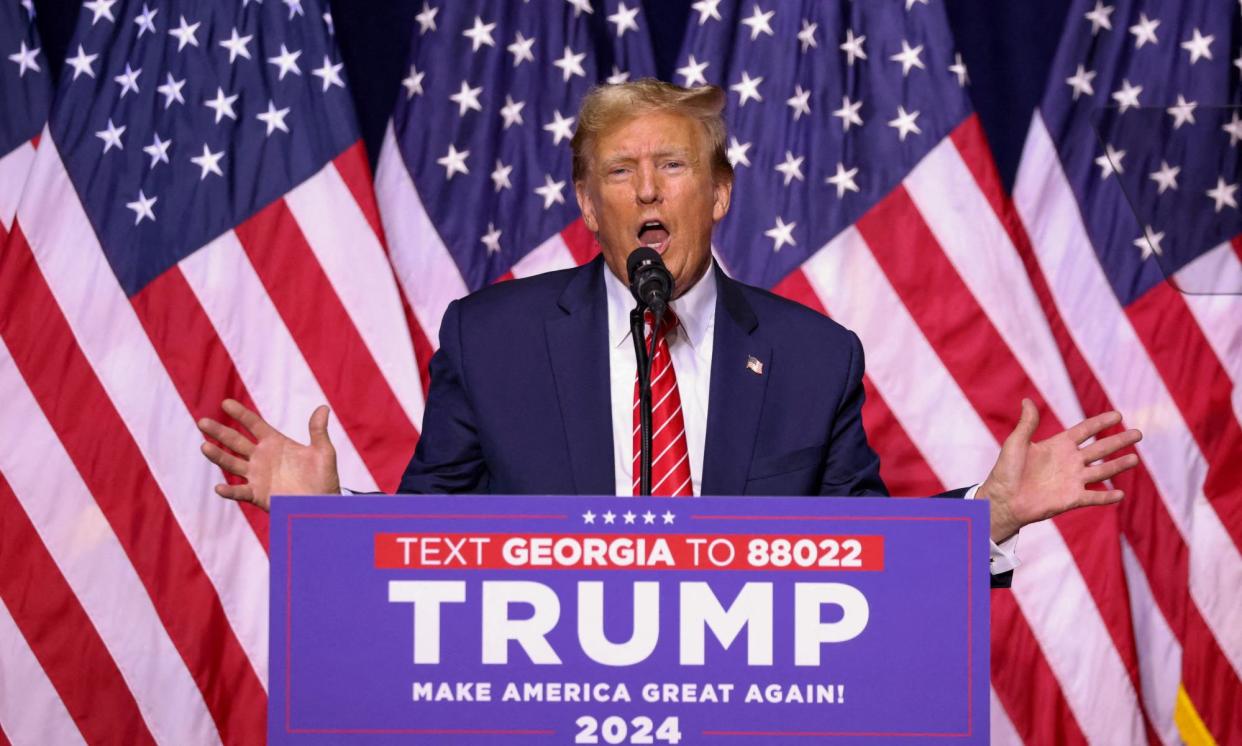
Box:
[575,110,732,297]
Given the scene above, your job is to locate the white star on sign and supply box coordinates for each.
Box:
[565,0,593,17]
[642,511,656,524]
[602,510,616,525]
[677,55,709,87]
[890,39,925,76]
[437,143,469,180]
[726,137,751,167]
[1084,1,1113,34]
[764,216,796,252]
[623,510,636,525]
[797,20,817,52]
[730,70,763,106]
[1166,95,1197,129]
[1223,112,1242,147]
[1065,64,1096,100]
[168,15,200,51]
[544,109,576,145]
[143,133,171,168]
[786,85,811,120]
[1129,12,1159,49]
[888,106,922,141]
[840,29,866,65]
[1181,28,1213,64]
[450,80,483,116]
[156,72,185,108]
[826,162,860,198]
[133,4,157,36]
[65,45,97,79]
[95,118,125,153]
[553,45,587,82]
[949,53,969,86]
[500,95,525,129]
[1207,177,1238,212]
[190,143,225,179]
[204,87,239,123]
[415,2,438,34]
[7,41,40,77]
[582,510,597,524]
[1094,143,1124,178]
[1148,160,1179,194]
[1133,226,1164,260]
[83,0,116,25]
[740,3,774,40]
[312,56,345,91]
[402,65,425,98]
[481,222,502,254]
[256,100,291,135]
[491,160,513,191]
[219,28,253,63]
[282,0,303,19]
[535,174,566,209]
[113,63,141,98]
[462,16,497,52]
[267,44,302,80]
[774,151,804,185]
[126,190,157,225]
[662,510,675,525]
[691,0,722,25]
[608,3,640,37]
[606,66,629,85]
[833,95,863,130]
[507,32,535,66]
[1110,79,1141,113]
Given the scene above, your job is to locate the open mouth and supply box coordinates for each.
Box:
[637,220,671,252]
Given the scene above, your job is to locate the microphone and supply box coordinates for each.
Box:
[626,247,673,316]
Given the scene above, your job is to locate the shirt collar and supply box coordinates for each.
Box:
[605,258,717,351]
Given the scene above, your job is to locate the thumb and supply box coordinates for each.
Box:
[1006,398,1039,448]
[308,405,332,448]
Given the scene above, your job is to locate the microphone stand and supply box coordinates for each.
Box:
[630,307,653,495]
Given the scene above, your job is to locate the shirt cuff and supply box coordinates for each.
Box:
[964,483,1021,575]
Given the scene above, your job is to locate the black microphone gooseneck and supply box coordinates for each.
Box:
[627,248,674,496]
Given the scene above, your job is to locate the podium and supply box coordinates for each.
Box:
[269,495,989,744]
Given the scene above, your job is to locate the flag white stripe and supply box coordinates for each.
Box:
[905,137,1086,427]
[0,597,87,746]
[17,137,270,685]
[0,339,221,746]
[179,231,380,494]
[1121,537,1182,746]
[286,162,426,428]
[1016,112,1242,679]
[510,230,576,278]
[0,140,35,231]
[376,123,468,350]
[1177,242,1242,424]
[989,686,1023,746]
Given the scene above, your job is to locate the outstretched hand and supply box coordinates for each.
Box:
[197,399,340,512]
[980,399,1142,543]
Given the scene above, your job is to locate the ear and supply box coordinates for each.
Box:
[574,181,599,233]
[712,177,733,223]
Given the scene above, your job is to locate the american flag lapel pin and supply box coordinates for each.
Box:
[746,355,764,375]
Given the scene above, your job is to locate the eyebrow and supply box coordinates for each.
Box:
[600,147,696,168]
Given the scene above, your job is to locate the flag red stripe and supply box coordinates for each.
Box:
[0,720,10,746]
[1126,283,1242,545]
[131,266,270,551]
[235,199,419,491]
[561,218,600,265]
[0,227,266,746]
[771,268,943,496]
[332,141,386,241]
[0,472,155,746]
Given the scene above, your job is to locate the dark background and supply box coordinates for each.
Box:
[28,0,1072,193]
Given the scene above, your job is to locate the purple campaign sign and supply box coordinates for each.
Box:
[269,496,989,744]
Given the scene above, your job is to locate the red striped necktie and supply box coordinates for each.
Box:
[633,310,693,496]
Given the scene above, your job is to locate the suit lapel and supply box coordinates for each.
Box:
[701,269,770,496]
[545,257,615,494]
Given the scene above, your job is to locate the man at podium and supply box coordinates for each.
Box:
[196,80,1141,581]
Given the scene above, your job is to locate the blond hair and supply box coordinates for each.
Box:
[571,78,733,184]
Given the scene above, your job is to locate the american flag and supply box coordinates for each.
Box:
[1012,0,1242,743]
[0,0,422,742]
[679,0,1203,744]
[1,0,48,239]
[375,0,657,355]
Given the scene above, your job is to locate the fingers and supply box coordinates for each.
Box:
[1080,428,1142,463]
[214,483,255,504]
[201,442,249,478]
[1084,453,1140,484]
[1076,488,1124,507]
[307,405,333,448]
[1067,410,1123,445]
[221,398,274,439]
[196,417,256,457]
[1005,398,1040,448]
